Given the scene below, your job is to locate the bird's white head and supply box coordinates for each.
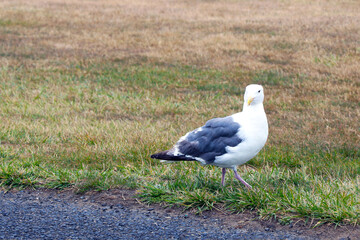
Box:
[243,84,264,108]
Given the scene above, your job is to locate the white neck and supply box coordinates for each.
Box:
[243,103,265,113]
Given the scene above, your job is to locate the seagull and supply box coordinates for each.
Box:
[151,84,268,189]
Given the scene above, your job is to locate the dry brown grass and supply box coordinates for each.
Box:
[1,0,359,149]
[1,0,359,76]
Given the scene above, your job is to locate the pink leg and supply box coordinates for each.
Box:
[233,167,252,189]
[221,168,227,186]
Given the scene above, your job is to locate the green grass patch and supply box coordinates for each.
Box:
[139,146,360,225]
[0,63,359,226]
[252,70,302,87]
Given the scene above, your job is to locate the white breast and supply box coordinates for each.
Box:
[212,106,268,168]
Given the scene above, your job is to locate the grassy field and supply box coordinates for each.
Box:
[0,0,359,225]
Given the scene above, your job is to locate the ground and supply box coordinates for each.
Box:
[1,188,359,239]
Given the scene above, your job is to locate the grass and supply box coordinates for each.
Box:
[0,0,359,226]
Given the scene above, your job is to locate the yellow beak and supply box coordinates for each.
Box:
[247,97,254,106]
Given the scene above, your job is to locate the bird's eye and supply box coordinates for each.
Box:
[258,90,261,93]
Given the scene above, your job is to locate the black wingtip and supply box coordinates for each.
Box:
[150,153,160,159]
[150,150,196,161]
[150,150,171,160]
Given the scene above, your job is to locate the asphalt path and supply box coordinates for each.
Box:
[0,189,345,239]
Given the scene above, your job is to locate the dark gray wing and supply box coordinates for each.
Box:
[176,116,242,163]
